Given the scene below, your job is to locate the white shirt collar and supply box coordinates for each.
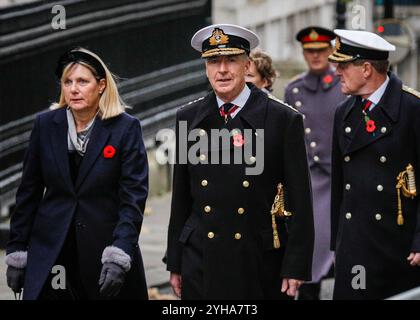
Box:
[366,76,390,110]
[216,84,251,118]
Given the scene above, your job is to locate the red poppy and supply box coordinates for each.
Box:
[322,74,333,84]
[366,120,376,133]
[233,134,245,147]
[103,145,116,158]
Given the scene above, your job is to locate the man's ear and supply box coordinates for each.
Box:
[244,57,251,73]
[205,64,209,79]
[363,62,373,79]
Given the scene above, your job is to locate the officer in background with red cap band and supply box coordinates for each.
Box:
[284,26,346,300]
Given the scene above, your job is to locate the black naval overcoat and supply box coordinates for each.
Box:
[331,73,420,300]
[166,84,314,299]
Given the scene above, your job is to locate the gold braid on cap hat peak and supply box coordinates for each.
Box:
[202,47,245,58]
[329,36,355,62]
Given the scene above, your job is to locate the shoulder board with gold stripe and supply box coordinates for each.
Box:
[268,94,299,113]
[403,85,420,99]
[186,96,204,105]
[180,97,204,109]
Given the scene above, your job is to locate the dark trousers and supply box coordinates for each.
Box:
[298,264,335,300]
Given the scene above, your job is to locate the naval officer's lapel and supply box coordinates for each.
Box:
[189,93,220,131]
[238,84,267,131]
[344,73,401,154]
[210,84,267,152]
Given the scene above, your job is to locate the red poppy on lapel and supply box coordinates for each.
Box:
[322,74,333,89]
[233,134,245,147]
[366,119,376,133]
[103,145,116,158]
[322,74,333,84]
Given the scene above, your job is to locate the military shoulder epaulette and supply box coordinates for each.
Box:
[180,96,204,110]
[268,94,299,113]
[403,85,420,99]
[186,96,204,105]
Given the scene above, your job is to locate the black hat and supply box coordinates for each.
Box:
[55,48,106,79]
[296,26,335,49]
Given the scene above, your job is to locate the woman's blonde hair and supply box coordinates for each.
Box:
[250,48,278,92]
[51,47,127,119]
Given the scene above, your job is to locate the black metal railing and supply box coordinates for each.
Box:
[0,0,212,220]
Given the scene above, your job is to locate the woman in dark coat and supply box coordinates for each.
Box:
[5,48,149,300]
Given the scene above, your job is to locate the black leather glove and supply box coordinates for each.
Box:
[98,262,126,297]
[6,266,25,293]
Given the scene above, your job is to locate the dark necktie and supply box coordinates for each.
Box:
[220,103,238,123]
[360,99,376,134]
[361,99,373,113]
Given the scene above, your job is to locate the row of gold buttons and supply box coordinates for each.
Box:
[207,232,242,240]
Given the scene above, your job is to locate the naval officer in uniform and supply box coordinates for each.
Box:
[166,24,314,299]
[284,26,346,300]
[329,29,420,299]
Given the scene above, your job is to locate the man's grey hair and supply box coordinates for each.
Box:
[353,59,390,75]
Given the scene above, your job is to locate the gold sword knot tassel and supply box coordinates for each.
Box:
[396,164,417,226]
[270,183,293,249]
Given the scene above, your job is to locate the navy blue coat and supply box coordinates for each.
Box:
[167,85,314,299]
[331,73,420,299]
[7,108,149,300]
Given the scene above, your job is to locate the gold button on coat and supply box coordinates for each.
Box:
[242,180,250,188]
[204,206,211,213]
[237,208,245,214]
[201,180,208,187]
[234,233,242,240]
[208,232,214,239]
